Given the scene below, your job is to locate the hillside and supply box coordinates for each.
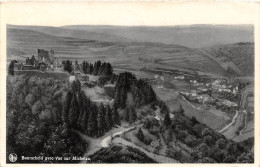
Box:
[7,25,132,43]
[89,144,157,163]
[200,43,254,76]
[62,25,254,48]
[7,25,254,77]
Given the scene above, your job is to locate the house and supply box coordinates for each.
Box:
[175,76,184,79]
[212,80,219,85]
[160,76,165,81]
[222,89,231,93]
[198,87,208,92]
[222,100,237,107]
[191,92,197,97]
[157,85,164,89]
[180,91,189,96]
[200,94,211,101]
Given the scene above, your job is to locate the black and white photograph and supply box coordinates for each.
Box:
[1,1,258,165]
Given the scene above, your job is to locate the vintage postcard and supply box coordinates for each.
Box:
[0,1,259,166]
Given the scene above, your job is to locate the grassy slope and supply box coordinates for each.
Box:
[200,43,254,76]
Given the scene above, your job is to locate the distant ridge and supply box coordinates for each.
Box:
[8,24,253,48]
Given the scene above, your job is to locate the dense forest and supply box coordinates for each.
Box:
[6,75,86,163]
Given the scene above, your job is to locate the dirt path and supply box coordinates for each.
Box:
[113,137,179,163]
[101,126,136,147]
[218,110,238,133]
[74,124,138,163]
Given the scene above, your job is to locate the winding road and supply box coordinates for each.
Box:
[76,123,179,163]
[101,126,137,147]
[221,84,253,139]
[113,137,179,163]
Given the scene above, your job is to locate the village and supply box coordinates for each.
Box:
[152,68,254,126]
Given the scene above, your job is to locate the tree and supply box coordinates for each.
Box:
[204,135,214,146]
[129,107,137,124]
[214,150,228,162]
[124,107,130,122]
[143,117,152,129]
[177,130,189,141]
[166,129,173,143]
[236,152,254,163]
[71,80,81,93]
[193,124,204,137]
[112,106,120,125]
[184,135,197,147]
[226,142,238,155]
[196,143,210,157]
[216,138,227,150]
[191,116,199,125]
[97,104,106,136]
[202,128,212,137]
[114,88,121,108]
[223,155,236,163]
[136,128,144,141]
[62,91,73,124]
[64,60,73,73]
[93,60,101,75]
[120,89,127,108]
[87,110,96,137]
[8,60,17,75]
[164,111,171,127]
[179,104,184,115]
[68,93,78,128]
[105,105,112,131]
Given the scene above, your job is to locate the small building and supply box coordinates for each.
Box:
[175,76,184,79]
[180,91,190,96]
[191,92,197,97]
[222,100,237,107]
